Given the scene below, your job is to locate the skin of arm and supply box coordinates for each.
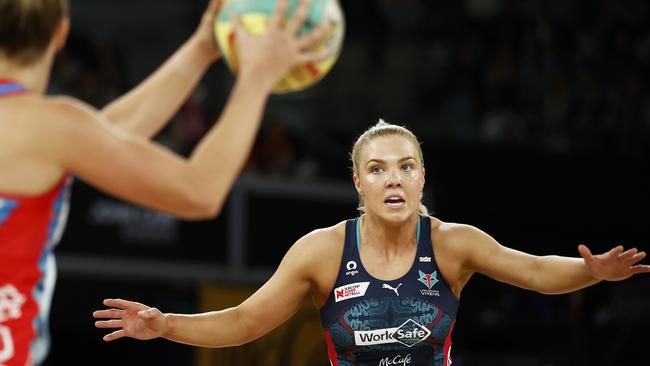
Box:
[38,76,270,219]
[33,0,331,219]
[94,226,342,346]
[164,234,317,347]
[99,0,331,139]
[99,0,221,138]
[443,223,647,295]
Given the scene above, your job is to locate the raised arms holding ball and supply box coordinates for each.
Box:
[0,0,333,364]
[0,0,333,219]
[57,0,332,218]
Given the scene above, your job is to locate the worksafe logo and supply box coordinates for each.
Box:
[417,270,438,289]
[391,319,431,347]
[354,319,431,347]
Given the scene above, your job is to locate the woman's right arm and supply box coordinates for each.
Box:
[94,229,329,347]
[43,78,268,219]
[39,0,330,219]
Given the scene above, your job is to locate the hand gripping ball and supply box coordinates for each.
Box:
[214,0,345,93]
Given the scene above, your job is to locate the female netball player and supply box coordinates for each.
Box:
[94,120,650,366]
[0,0,330,364]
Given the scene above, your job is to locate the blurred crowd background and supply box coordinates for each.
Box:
[43,0,650,365]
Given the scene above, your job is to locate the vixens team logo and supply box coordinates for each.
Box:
[417,270,438,289]
[417,270,440,296]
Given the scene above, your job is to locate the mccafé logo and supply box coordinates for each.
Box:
[379,354,412,366]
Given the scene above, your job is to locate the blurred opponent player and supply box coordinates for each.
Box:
[0,0,330,364]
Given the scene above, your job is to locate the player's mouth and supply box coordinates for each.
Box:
[384,195,406,208]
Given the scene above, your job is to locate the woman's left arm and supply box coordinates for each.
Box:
[453,224,650,294]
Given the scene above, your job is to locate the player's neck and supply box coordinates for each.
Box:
[0,54,53,94]
[360,213,418,250]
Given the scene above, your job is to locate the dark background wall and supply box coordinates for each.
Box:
[43,0,650,365]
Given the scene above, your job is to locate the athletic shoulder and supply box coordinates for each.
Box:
[280,220,347,280]
[290,220,347,260]
[0,95,101,137]
[285,220,348,306]
[429,216,480,239]
[35,96,125,150]
[0,95,88,149]
[428,216,487,254]
[45,95,101,123]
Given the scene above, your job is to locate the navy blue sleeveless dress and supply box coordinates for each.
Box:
[320,216,458,366]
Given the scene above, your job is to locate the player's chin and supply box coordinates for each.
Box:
[379,205,415,223]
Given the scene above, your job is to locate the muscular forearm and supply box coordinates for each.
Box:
[100,35,217,138]
[534,255,601,294]
[163,307,251,348]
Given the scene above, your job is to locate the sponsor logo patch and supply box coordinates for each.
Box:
[355,319,431,347]
[0,325,15,363]
[418,256,431,262]
[0,285,25,322]
[379,353,412,366]
[382,283,402,296]
[345,261,359,276]
[334,282,369,302]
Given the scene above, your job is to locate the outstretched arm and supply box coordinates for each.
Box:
[94,232,321,347]
[453,225,650,295]
[100,0,222,138]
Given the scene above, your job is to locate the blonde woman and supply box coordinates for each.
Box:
[95,121,650,365]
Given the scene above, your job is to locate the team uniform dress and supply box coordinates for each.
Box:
[320,216,458,366]
[0,80,72,366]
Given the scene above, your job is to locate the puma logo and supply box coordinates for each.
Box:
[382,283,402,296]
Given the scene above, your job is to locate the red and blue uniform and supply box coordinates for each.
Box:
[0,80,72,366]
[320,216,458,366]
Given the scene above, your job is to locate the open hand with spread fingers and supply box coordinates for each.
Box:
[93,299,167,342]
[579,244,650,281]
